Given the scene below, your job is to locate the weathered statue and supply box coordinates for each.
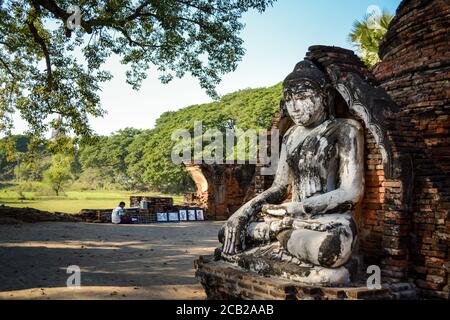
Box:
[218,60,365,285]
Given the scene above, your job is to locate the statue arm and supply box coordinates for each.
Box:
[302,121,365,215]
[221,137,291,254]
[240,140,291,219]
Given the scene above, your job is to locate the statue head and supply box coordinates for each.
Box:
[283,60,332,127]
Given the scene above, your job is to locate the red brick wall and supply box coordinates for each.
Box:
[359,130,385,265]
[373,0,450,298]
[185,164,256,220]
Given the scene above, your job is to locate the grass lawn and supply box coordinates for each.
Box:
[0,189,184,214]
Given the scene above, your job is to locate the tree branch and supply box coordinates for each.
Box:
[114,25,170,50]
[27,7,52,87]
[0,56,15,78]
[31,0,217,41]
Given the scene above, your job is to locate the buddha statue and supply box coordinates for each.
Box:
[218,60,365,285]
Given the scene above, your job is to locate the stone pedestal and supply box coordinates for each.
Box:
[194,255,418,300]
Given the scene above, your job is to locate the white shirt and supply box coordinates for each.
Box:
[111,207,124,224]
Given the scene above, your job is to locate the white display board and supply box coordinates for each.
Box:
[188,209,197,221]
[179,210,187,221]
[168,212,179,222]
[196,209,204,221]
[156,212,168,222]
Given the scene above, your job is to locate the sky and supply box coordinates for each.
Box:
[12,0,402,136]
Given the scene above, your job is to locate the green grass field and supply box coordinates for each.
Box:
[0,188,184,214]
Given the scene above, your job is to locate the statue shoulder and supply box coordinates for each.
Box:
[334,118,364,135]
[282,125,298,144]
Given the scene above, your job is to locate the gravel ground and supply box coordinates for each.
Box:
[0,221,222,299]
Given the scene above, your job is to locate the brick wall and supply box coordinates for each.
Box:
[359,129,385,265]
[195,255,417,300]
[373,0,450,298]
[184,164,256,220]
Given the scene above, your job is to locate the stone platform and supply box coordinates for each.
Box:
[194,255,418,300]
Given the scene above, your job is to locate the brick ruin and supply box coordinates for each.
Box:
[371,0,450,298]
[193,0,449,299]
[183,107,294,220]
[184,164,256,220]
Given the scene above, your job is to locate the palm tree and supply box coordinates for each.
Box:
[349,10,393,69]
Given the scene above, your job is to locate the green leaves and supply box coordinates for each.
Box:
[348,9,393,69]
[131,83,282,193]
[0,0,276,138]
[44,152,73,196]
[1,83,282,193]
[78,127,143,189]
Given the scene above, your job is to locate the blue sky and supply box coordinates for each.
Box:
[13,0,402,136]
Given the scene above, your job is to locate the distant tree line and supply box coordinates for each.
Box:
[0,83,282,194]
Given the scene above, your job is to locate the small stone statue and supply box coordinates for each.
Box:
[218,60,365,285]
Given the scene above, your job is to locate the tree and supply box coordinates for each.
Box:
[348,9,393,69]
[13,151,50,181]
[0,135,30,179]
[44,153,73,196]
[0,0,276,138]
[134,83,282,193]
[0,134,50,180]
[2,82,282,193]
[78,127,142,189]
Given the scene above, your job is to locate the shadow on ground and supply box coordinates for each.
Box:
[0,221,222,299]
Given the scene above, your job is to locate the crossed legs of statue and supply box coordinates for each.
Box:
[246,212,357,268]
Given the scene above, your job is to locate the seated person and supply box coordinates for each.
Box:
[111,202,132,224]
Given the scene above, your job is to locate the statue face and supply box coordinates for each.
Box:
[285,86,326,127]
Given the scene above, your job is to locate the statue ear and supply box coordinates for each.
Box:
[324,85,336,119]
[280,99,288,118]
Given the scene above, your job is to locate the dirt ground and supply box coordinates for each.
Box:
[0,221,223,299]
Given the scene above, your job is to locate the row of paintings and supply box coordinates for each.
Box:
[156,209,204,222]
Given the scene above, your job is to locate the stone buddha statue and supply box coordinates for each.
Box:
[218,60,365,285]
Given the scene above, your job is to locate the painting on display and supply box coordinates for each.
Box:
[188,210,196,221]
[168,212,179,222]
[179,210,187,221]
[156,212,168,222]
[196,209,204,221]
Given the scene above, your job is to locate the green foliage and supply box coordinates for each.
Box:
[0,135,25,179]
[133,83,283,193]
[348,10,393,69]
[0,134,50,180]
[78,128,143,190]
[71,167,115,191]
[44,153,73,196]
[14,155,50,181]
[0,83,282,194]
[0,0,276,138]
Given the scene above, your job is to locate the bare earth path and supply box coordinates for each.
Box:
[0,221,222,299]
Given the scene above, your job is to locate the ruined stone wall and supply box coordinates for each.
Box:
[373,0,450,299]
[184,109,291,221]
[359,130,385,265]
[185,164,256,220]
[195,256,418,300]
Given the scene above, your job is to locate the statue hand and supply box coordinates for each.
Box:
[222,213,248,255]
[262,202,305,217]
[269,216,294,234]
[262,204,287,217]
